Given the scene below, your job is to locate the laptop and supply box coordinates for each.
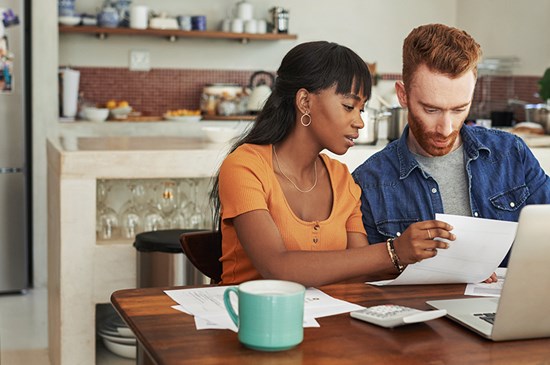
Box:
[427,204,550,341]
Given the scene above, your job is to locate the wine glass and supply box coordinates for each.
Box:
[119,182,143,239]
[185,178,206,229]
[142,182,166,232]
[97,179,119,240]
[157,180,178,219]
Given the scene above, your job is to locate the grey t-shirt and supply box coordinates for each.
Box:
[414,145,471,216]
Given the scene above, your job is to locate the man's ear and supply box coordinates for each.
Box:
[395,81,408,108]
[295,88,310,114]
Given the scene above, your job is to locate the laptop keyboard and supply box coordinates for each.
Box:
[474,312,496,324]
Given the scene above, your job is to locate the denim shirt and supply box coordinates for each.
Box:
[352,125,550,254]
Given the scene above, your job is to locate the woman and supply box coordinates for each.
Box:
[211,41,454,287]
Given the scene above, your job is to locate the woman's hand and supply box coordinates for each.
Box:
[392,220,455,265]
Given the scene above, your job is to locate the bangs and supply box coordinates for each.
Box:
[276,41,372,101]
[332,55,372,100]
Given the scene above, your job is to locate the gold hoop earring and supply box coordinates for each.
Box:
[301,113,312,127]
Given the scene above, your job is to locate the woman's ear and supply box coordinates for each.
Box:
[295,88,310,114]
[395,81,408,108]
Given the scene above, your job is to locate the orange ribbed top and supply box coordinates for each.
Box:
[218,144,366,284]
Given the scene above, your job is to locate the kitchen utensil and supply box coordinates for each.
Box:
[58,15,81,26]
[357,107,379,145]
[386,107,408,141]
[244,19,257,34]
[130,5,148,29]
[58,0,76,17]
[230,18,243,33]
[200,83,243,116]
[59,67,80,118]
[270,7,289,33]
[525,103,550,133]
[84,107,109,122]
[98,4,120,28]
[191,16,206,31]
[236,0,254,20]
[247,71,275,113]
[114,0,131,27]
[257,19,267,34]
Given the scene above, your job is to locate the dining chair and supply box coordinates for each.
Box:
[179,230,223,284]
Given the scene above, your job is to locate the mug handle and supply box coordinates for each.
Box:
[223,287,239,327]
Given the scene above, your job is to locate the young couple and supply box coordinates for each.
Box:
[211,24,550,287]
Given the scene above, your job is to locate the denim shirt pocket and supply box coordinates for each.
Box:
[377,218,419,238]
[489,185,530,212]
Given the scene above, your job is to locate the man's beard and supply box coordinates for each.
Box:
[407,108,460,156]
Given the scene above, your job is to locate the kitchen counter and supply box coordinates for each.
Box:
[46,133,550,365]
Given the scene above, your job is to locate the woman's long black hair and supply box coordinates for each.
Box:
[210,41,372,229]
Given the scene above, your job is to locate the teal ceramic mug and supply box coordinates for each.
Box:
[223,280,306,351]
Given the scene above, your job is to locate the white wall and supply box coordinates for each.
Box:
[32,0,549,288]
[457,0,550,76]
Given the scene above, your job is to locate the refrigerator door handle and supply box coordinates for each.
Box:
[0,167,23,174]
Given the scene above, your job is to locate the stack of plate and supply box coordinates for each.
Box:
[98,313,137,359]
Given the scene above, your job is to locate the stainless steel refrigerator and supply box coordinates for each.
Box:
[0,0,31,293]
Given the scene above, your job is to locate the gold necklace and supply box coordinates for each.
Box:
[273,145,318,193]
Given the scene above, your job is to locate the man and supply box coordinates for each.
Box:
[352,23,550,266]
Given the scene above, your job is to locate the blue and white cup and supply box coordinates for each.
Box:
[58,0,76,16]
[177,15,192,31]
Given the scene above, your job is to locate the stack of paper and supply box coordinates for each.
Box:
[369,214,517,286]
[164,286,363,332]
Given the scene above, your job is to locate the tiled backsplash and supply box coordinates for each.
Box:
[74,67,544,122]
[76,67,260,116]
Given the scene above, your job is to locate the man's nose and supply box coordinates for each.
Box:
[436,113,454,136]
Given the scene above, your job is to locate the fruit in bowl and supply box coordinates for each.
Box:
[84,107,109,122]
[106,100,132,119]
[164,109,202,122]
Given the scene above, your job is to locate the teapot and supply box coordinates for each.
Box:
[97,2,120,28]
[247,71,275,114]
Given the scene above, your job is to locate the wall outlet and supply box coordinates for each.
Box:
[129,50,151,71]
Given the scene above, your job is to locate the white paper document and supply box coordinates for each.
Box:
[464,267,507,297]
[164,286,363,332]
[369,214,517,286]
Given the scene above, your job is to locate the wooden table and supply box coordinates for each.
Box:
[111,282,550,365]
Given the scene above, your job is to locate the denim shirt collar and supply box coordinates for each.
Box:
[396,125,491,180]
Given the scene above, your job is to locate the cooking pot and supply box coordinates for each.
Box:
[525,104,550,133]
[247,71,275,113]
[386,107,408,141]
[357,107,394,145]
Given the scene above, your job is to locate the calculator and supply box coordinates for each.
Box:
[350,304,447,328]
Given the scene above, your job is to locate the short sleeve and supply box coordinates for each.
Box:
[345,178,367,235]
[219,147,271,221]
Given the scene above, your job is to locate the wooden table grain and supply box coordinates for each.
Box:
[111,282,550,365]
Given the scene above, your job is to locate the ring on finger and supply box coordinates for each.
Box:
[427,229,432,240]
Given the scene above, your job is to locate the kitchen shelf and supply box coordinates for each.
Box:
[59,25,297,43]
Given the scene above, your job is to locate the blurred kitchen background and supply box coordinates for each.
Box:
[0,0,549,363]
[29,0,550,297]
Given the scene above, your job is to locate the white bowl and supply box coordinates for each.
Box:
[59,16,81,26]
[98,331,136,345]
[202,126,240,143]
[102,338,136,359]
[84,107,109,122]
[110,106,133,119]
